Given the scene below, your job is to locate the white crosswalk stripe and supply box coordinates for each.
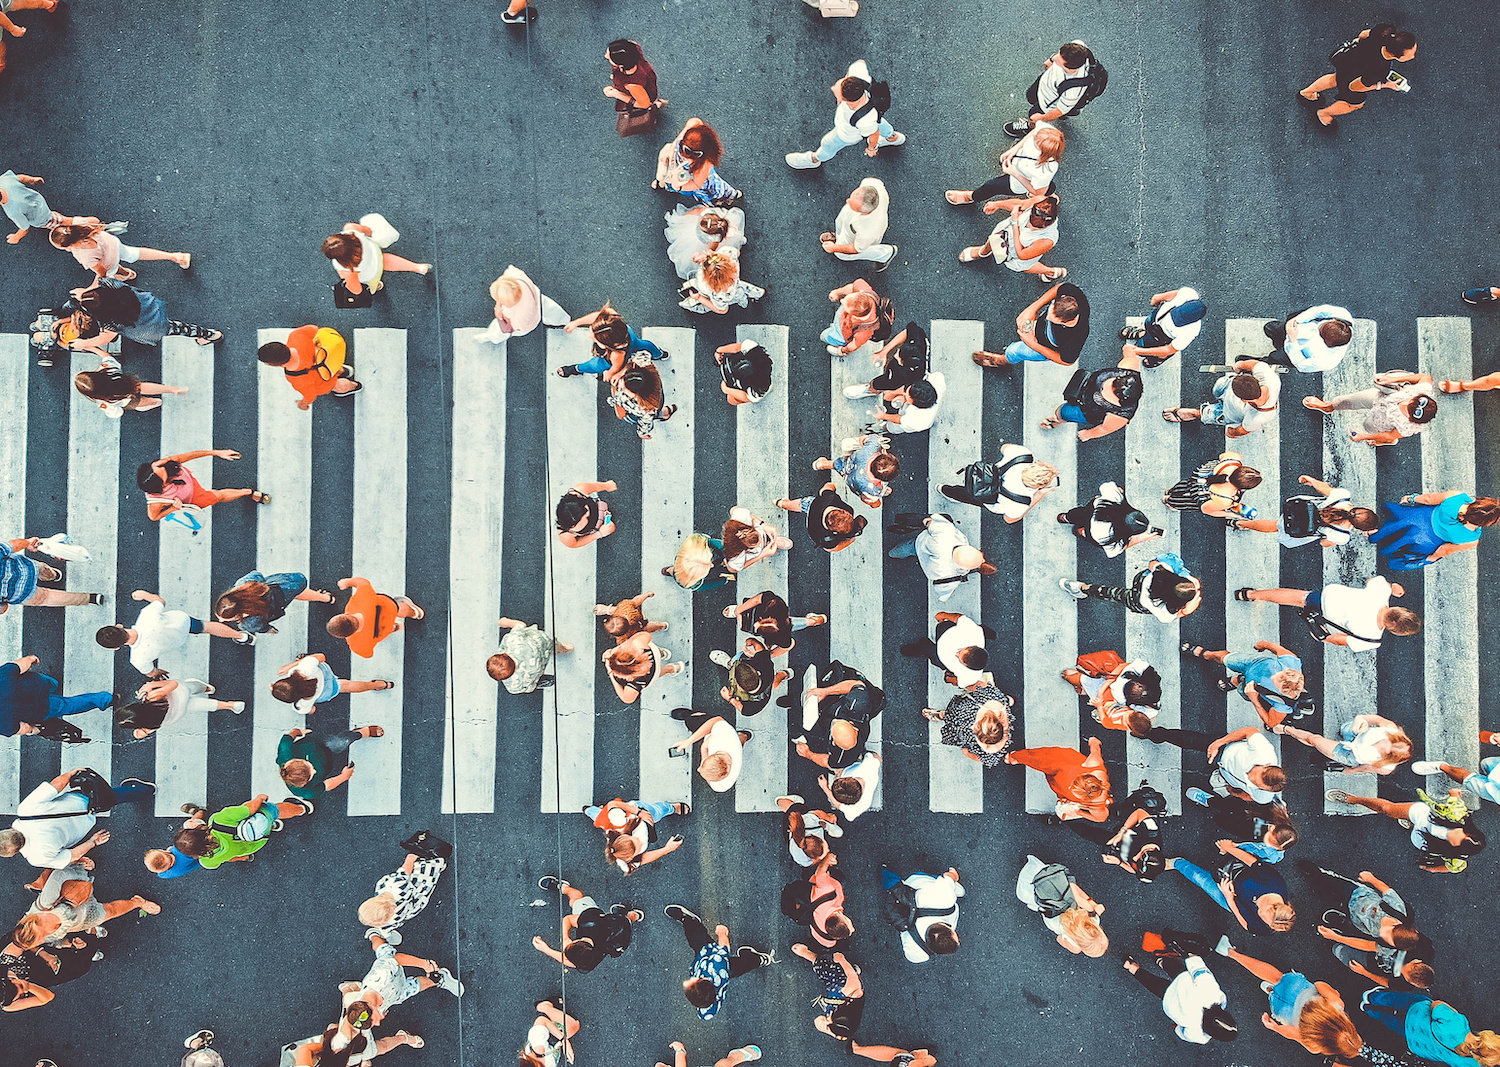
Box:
[0,336,27,812]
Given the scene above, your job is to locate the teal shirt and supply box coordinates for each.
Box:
[275,733,331,799]
[1432,494,1481,546]
[1405,999,1479,1067]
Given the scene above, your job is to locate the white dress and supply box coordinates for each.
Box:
[663,204,746,280]
[682,266,765,314]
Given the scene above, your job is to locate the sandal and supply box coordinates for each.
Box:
[396,1032,425,1050]
[365,725,388,738]
[660,404,677,421]
[1180,643,1204,658]
[1439,380,1467,393]
[194,329,224,346]
[944,190,974,205]
[556,365,583,378]
[372,683,395,693]
[1216,677,1236,692]
[958,247,981,263]
[131,896,162,915]
[1161,409,1189,422]
[1043,267,1068,281]
[251,490,271,504]
[1039,414,1063,429]
[1232,587,1255,602]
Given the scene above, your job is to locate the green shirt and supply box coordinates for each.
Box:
[199,802,270,869]
[275,733,332,799]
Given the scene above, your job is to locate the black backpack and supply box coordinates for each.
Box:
[1057,55,1107,114]
[1281,496,1322,540]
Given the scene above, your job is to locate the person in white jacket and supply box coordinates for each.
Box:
[1124,941,1238,1044]
[476,265,569,347]
[1261,305,1354,373]
[881,866,963,963]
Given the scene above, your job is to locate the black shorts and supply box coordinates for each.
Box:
[1333,62,1376,104]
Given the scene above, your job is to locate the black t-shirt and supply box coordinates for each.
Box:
[1077,367,1142,423]
[808,488,862,549]
[741,591,793,649]
[572,907,632,969]
[1036,283,1090,365]
[1146,567,1194,613]
[873,322,929,389]
[1336,33,1396,91]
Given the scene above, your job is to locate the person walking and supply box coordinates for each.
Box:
[0,768,154,869]
[532,875,641,971]
[116,677,244,738]
[663,202,743,279]
[714,340,772,406]
[959,197,1064,280]
[477,265,570,346]
[257,326,361,409]
[347,934,463,1019]
[901,610,994,687]
[722,591,825,654]
[1325,786,1486,874]
[73,355,187,417]
[1183,789,1299,857]
[1,169,90,244]
[1122,933,1237,1044]
[870,375,944,435]
[1303,370,1438,446]
[1144,724,1285,804]
[1002,41,1104,137]
[137,450,267,524]
[608,356,678,437]
[1015,855,1108,957]
[662,532,735,592]
[51,278,222,350]
[1,930,101,1012]
[276,725,385,800]
[559,304,667,382]
[664,904,775,1019]
[1276,714,1411,776]
[518,1000,578,1067]
[796,662,885,774]
[1213,938,1363,1058]
[0,656,113,739]
[1236,577,1421,652]
[1006,739,1112,822]
[1360,993,1500,1067]
[327,577,423,658]
[1056,481,1161,555]
[778,483,868,553]
[1261,305,1354,372]
[922,685,1014,767]
[1372,491,1498,569]
[1162,360,1280,438]
[271,653,392,714]
[555,481,617,548]
[777,795,842,868]
[945,123,1064,214]
[786,60,904,170]
[1118,287,1206,368]
[1230,474,1378,547]
[1162,452,1264,524]
[886,513,996,601]
[1041,348,1143,440]
[1060,553,1202,623]
[818,754,881,824]
[1101,786,1168,882]
[940,443,1059,521]
[213,570,333,645]
[972,282,1088,367]
[1303,863,1435,991]
[656,118,742,206]
[490,616,573,693]
[1062,651,1161,736]
[822,178,895,267]
[603,630,686,706]
[1167,840,1297,934]
[844,321,928,399]
[814,435,899,508]
[722,506,793,573]
[358,834,451,944]
[678,252,765,316]
[1182,641,1308,727]
[604,39,666,136]
[173,793,313,870]
[669,709,752,792]
[96,589,242,678]
[657,1043,764,1067]
[10,863,160,952]
[586,798,689,876]
[48,221,190,280]
[823,278,892,356]
[322,214,431,299]
[881,866,963,963]
[1300,24,1418,130]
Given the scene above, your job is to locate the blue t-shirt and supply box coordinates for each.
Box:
[155,846,202,879]
[1432,494,1481,546]
[1233,865,1288,935]
[0,171,53,229]
[1405,999,1479,1067]
[1238,653,1303,715]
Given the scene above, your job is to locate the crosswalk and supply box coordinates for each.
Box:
[0,315,1485,817]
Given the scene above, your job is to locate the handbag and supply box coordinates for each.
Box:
[333,280,375,309]
[66,767,116,813]
[400,829,454,861]
[32,717,91,744]
[1298,608,1381,647]
[616,107,657,138]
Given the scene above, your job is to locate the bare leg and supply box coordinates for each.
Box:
[1300,73,1336,98]
[1201,650,1230,665]
[373,1034,421,1055]
[645,620,669,633]
[136,381,187,396]
[1336,794,1413,821]
[1223,944,1286,985]
[100,895,160,923]
[380,252,432,275]
[339,679,394,694]
[506,0,526,13]
[715,1051,756,1067]
[849,1044,910,1063]
[129,247,191,268]
[1243,588,1311,607]
[207,487,255,504]
[275,801,308,819]
[296,588,336,603]
[1317,98,1363,126]
[203,620,242,639]
[1235,518,1280,533]
[1442,371,1500,393]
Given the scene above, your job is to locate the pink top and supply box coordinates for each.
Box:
[494,266,544,336]
[69,231,122,275]
[158,466,204,505]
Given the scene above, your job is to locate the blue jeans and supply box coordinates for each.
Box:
[887,535,920,559]
[1004,339,1051,364]
[1058,403,1092,426]
[814,121,895,162]
[1362,989,1426,1035]
[110,781,155,806]
[1171,857,1231,912]
[573,329,664,375]
[47,688,113,719]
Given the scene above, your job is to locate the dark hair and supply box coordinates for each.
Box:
[556,493,590,532]
[1389,924,1423,950]
[731,659,763,694]
[926,923,959,955]
[174,826,212,857]
[1257,764,1288,791]
[1,975,20,1007]
[1383,28,1417,53]
[321,233,360,267]
[1463,497,1500,527]
[907,380,938,409]
[216,582,270,622]
[96,625,130,649]
[271,673,319,704]
[1135,847,1165,881]
[1228,466,1263,491]
[870,452,900,481]
[1112,373,1142,409]
[823,913,854,941]
[622,362,663,410]
[956,646,987,669]
[722,519,758,556]
[327,614,360,639]
[75,368,140,402]
[679,124,723,171]
[257,341,292,366]
[1052,293,1080,321]
[1403,960,1435,988]
[564,939,605,971]
[1229,373,1262,401]
[839,76,870,102]
[1126,710,1154,738]
[1348,507,1380,532]
[606,39,642,66]
[830,777,863,805]
[1031,194,1060,223]
[136,459,179,495]
[487,653,516,681]
[826,509,855,535]
[1058,41,1091,67]
[591,311,630,350]
[684,977,718,1008]
[1408,396,1437,425]
[318,1025,368,1067]
[117,699,169,730]
[1202,1005,1239,1041]
[1320,320,1353,347]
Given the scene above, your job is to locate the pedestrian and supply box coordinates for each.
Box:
[518,1001,579,1067]
[786,60,904,170]
[796,661,884,771]
[881,866,963,963]
[181,1031,225,1067]
[940,443,1060,521]
[722,591,825,654]
[1101,786,1167,882]
[886,512,996,601]
[655,117,742,206]
[144,807,210,880]
[844,321,928,399]
[532,875,641,971]
[1002,41,1104,137]
[973,281,1088,367]
[662,532,734,593]
[1215,939,1363,1058]
[946,123,1064,216]
[1,170,89,244]
[609,356,678,439]
[1144,724,1285,804]
[1415,743,1500,806]
[1182,641,1309,727]
[1006,739,1112,822]
[73,355,187,417]
[0,656,113,739]
[819,753,881,824]
[594,592,666,645]
[664,204,745,280]
[776,795,842,868]
[1373,491,1498,569]
[1261,305,1354,372]
[559,303,668,382]
[1168,840,1297,934]
[959,197,1064,280]
[679,251,765,315]
[137,450,268,524]
[1061,651,1161,736]
[348,935,463,1020]
[257,326,361,409]
[1055,480,1161,555]
[656,1044,763,1067]
[1118,287,1206,368]
[714,638,788,716]
[276,725,385,799]
[1122,934,1237,1044]
[669,708,752,791]
[0,0,59,75]
[902,610,993,686]
[783,852,855,949]
[327,577,423,658]
[358,831,451,944]
[822,178,895,268]
[1276,714,1411,776]
[1162,451,1264,523]
[664,904,775,1019]
[790,944,862,1044]
[555,481,617,548]
[722,505,793,573]
[271,654,393,715]
[1303,370,1438,447]
[823,278,893,356]
[921,685,1014,767]
[1059,553,1202,623]
[714,339,771,405]
[1236,577,1421,652]
[173,793,313,869]
[498,0,537,25]
[587,798,689,875]
[870,374,944,435]
[322,214,430,299]
[477,265,570,346]
[1,768,156,869]
[213,570,333,645]
[49,221,190,279]
[1015,855,1108,957]
[1041,348,1143,440]
[1162,360,1280,439]
[1229,473,1378,546]
[778,483,868,553]
[1183,789,1299,856]
[1361,993,1500,1067]
[1326,786,1486,874]
[603,630,686,706]
[814,435,899,508]
[10,864,160,951]
[1303,863,1434,991]
[848,1045,937,1066]
[1300,24,1418,130]
[116,677,244,738]
[50,278,222,350]
[604,39,666,136]
[1,931,100,1012]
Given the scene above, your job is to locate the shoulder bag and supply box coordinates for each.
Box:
[1299,608,1381,647]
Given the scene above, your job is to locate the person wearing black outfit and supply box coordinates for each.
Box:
[1042,349,1143,442]
[778,484,867,553]
[723,590,826,653]
[1299,863,1435,992]
[1060,558,1202,623]
[1299,24,1418,130]
[532,876,641,972]
[1,932,100,1011]
[713,638,786,716]
[974,282,1090,367]
[794,662,884,772]
[1184,788,1299,856]
[843,322,928,399]
[1059,480,1161,556]
[603,39,666,136]
[1101,786,1168,882]
[715,340,772,406]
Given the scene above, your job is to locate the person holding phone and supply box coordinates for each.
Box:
[1299,24,1418,130]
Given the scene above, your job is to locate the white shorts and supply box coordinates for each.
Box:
[570,895,599,916]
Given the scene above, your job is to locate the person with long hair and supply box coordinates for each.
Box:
[1168,840,1296,934]
[1373,491,1499,569]
[679,250,765,315]
[602,629,685,706]
[520,1000,580,1066]
[137,450,267,524]
[609,357,677,439]
[214,570,334,644]
[585,797,689,875]
[721,506,793,573]
[11,863,160,949]
[174,794,313,869]
[74,356,186,417]
[273,654,393,714]
[1055,480,1159,553]
[1163,451,1263,524]
[594,591,666,645]
[321,214,430,298]
[1300,23,1418,130]
[49,221,189,280]
[946,123,1064,213]
[559,302,667,382]
[960,196,1064,280]
[1214,938,1363,1058]
[555,482,617,549]
[1230,473,1379,546]
[661,532,733,592]
[116,677,243,739]
[655,117,741,206]
[1303,863,1435,992]
[1304,369,1438,447]
[53,278,222,350]
[823,278,892,357]
[1060,554,1202,623]
[1006,738,1111,822]
[1361,995,1500,1066]
[664,204,744,280]
[1123,932,1237,1044]
[1015,855,1108,957]
[722,590,825,654]
[0,931,98,1012]
[1276,713,1411,775]
[532,875,641,972]
[922,687,1013,766]
[1326,786,1486,874]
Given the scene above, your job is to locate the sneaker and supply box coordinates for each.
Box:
[1002,119,1030,138]
[786,151,822,169]
[664,904,699,923]
[1213,935,1232,957]
[87,593,106,605]
[709,650,733,669]
[538,875,562,892]
[435,967,464,996]
[91,951,105,961]
[1325,789,1352,805]
[1411,760,1444,776]
[655,350,671,361]
[185,1030,215,1051]
[287,797,315,815]
[1462,288,1498,306]
[500,5,536,23]
[1058,578,1087,600]
[609,902,628,915]
[1184,787,1211,807]
[1118,325,1146,341]
[754,949,777,966]
[1262,320,1286,341]
[882,132,906,147]
[875,244,897,271]
[1260,981,1275,994]
[234,631,258,647]
[843,383,873,399]
[271,819,285,833]
[938,485,969,504]
[119,777,156,793]
[229,701,246,714]
[384,928,402,945]
[826,344,847,356]
[823,822,844,838]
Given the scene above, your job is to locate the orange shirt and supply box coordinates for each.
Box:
[342,577,399,658]
[282,324,348,405]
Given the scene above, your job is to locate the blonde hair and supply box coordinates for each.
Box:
[973,703,1009,747]
[1032,126,1065,162]
[490,276,523,305]
[358,895,397,928]
[609,834,642,861]
[669,534,716,589]
[280,759,315,788]
[1059,908,1108,957]
[700,752,732,782]
[12,915,48,951]
[700,252,738,293]
[1457,1031,1500,1067]
[1299,999,1363,1057]
[1374,730,1414,771]
[1268,902,1297,932]
[1074,774,1105,802]
[1022,462,1059,490]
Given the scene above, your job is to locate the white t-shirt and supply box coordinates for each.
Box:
[1147,287,1203,351]
[281,655,326,714]
[832,61,882,141]
[899,873,963,963]
[936,615,988,688]
[1161,957,1227,1044]
[829,753,880,821]
[1217,731,1280,804]
[703,718,744,792]
[128,600,194,675]
[1279,487,1353,548]
[1036,54,1090,114]
[1006,122,1060,193]
[834,178,890,251]
[1319,576,1392,653]
[14,783,95,869]
[987,442,1055,520]
[890,372,945,434]
[1284,305,1354,373]
[1217,361,1280,433]
[525,1023,562,1067]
